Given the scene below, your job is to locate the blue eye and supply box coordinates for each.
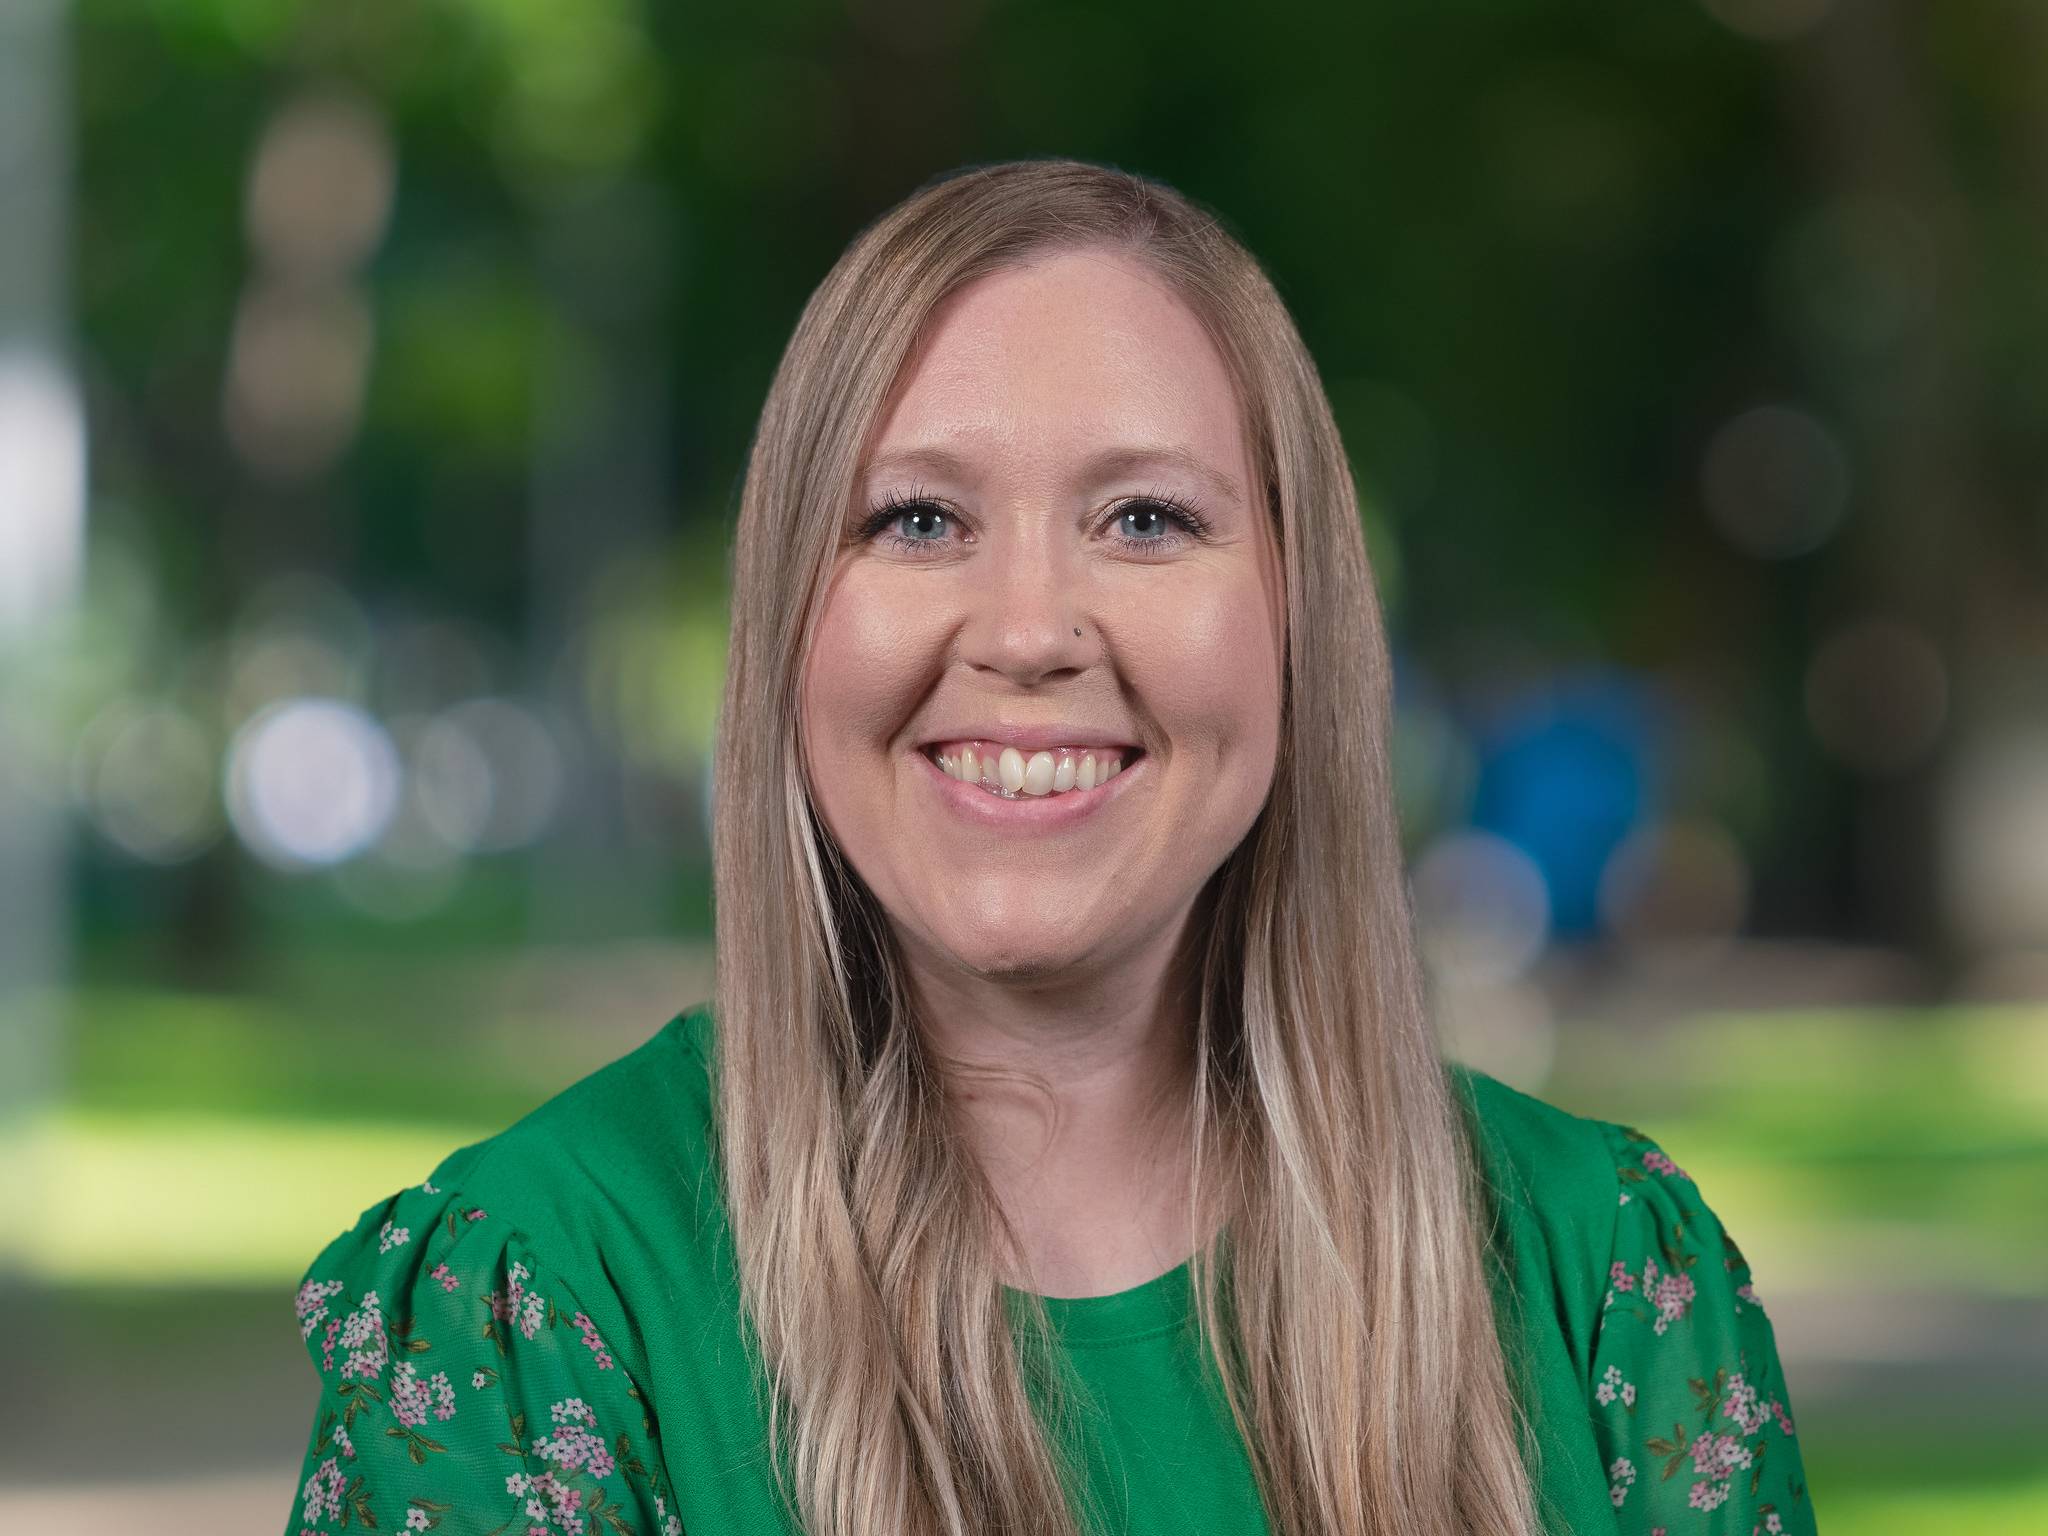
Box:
[889,504,950,543]
[853,490,1213,556]
[1117,502,1183,541]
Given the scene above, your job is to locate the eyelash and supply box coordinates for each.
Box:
[854,484,1214,557]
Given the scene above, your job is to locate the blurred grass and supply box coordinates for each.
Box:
[1542,1001,2048,1296]
[6,984,2045,1294]
[0,1109,491,1285]
[5,980,2044,1522]
[1801,1426,2048,1535]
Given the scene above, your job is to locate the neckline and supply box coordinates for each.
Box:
[673,1007,1203,1348]
[1004,1256,1195,1346]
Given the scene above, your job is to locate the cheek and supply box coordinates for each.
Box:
[1129,569,1284,763]
[803,569,938,759]
[799,570,950,883]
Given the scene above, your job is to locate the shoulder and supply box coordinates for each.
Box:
[1446,1057,1622,1232]
[298,1006,721,1383]
[428,1003,718,1246]
[1444,1060,1642,1364]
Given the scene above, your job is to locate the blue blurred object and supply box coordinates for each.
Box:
[1467,670,1668,940]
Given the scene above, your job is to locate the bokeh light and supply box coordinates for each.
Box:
[222,280,374,481]
[244,89,395,280]
[1411,829,1553,986]
[224,697,401,870]
[1803,618,1948,776]
[415,696,567,853]
[70,697,221,864]
[1598,816,1751,946]
[0,348,86,633]
[1701,403,1853,560]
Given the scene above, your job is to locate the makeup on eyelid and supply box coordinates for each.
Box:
[853,490,1214,556]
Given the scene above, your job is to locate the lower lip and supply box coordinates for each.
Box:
[913,747,1144,832]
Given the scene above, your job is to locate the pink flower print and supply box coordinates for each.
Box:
[339,1290,389,1381]
[301,1457,345,1524]
[421,1178,440,1195]
[1723,1372,1767,1435]
[531,1469,587,1534]
[1595,1364,1630,1407]
[1689,1479,1731,1510]
[1609,1259,1636,1294]
[296,1278,345,1340]
[332,1421,355,1460]
[320,1316,341,1373]
[488,1260,548,1341]
[431,1262,460,1293]
[1607,1455,1636,1508]
[463,1207,487,1222]
[1618,1189,1632,1207]
[473,1369,490,1389]
[485,1269,532,1343]
[1737,1279,1767,1312]
[392,1362,432,1428]
[534,1397,616,1480]
[572,1311,615,1370]
[407,1508,433,1531]
[1642,1147,1690,1180]
[1687,1441,1753,1482]
[378,1219,411,1254]
[1593,1364,1639,1408]
[391,1362,458,1427]
[1770,1395,1797,1435]
[1650,1270,1697,1336]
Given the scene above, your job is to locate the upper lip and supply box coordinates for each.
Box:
[916,724,1142,753]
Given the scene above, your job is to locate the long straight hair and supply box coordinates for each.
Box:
[711,158,1541,1536]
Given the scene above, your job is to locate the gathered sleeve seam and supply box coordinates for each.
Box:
[290,1176,681,1536]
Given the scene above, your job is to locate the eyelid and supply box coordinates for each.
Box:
[856,487,1211,554]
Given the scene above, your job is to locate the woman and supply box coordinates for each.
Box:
[286,160,1817,1536]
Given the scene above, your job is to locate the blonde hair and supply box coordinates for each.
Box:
[711,158,1540,1536]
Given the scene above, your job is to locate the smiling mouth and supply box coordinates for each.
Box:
[923,741,1140,799]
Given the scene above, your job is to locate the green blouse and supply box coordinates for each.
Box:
[285,1005,1817,1534]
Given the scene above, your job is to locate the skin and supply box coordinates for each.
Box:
[799,246,1286,1297]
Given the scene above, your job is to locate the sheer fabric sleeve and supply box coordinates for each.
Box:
[286,1177,685,1536]
[1588,1121,1818,1535]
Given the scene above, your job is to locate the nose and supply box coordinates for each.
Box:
[959,532,1096,687]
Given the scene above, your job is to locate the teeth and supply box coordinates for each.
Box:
[928,740,1131,800]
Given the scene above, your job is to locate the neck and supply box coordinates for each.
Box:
[899,898,1221,1298]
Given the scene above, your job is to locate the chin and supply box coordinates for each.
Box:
[927,913,1108,985]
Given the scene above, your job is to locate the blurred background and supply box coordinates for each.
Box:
[2,0,2044,1529]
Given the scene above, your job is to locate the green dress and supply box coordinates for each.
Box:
[285,1005,1817,1534]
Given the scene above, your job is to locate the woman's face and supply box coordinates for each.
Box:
[800,246,1285,992]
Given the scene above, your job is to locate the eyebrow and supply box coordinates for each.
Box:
[857,443,1245,508]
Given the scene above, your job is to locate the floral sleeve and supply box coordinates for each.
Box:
[287,1178,685,1536]
[1588,1122,1818,1535]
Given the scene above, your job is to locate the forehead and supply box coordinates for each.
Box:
[869,246,1248,472]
